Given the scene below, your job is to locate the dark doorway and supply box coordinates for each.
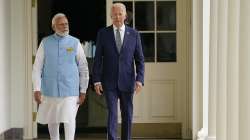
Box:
[37,0,107,138]
[38,0,106,42]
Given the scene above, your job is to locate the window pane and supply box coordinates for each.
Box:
[157,1,176,30]
[157,33,176,62]
[140,33,154,62]
[135,2,154,30]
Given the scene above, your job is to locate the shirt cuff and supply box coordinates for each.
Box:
[33,87,41,92]
[94,82,101,86]
[80,89,87,94]
[136,81,142,86]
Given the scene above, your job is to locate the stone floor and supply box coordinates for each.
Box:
[34,134,186,140]
[34,137,187,140]
[33,132,189,140]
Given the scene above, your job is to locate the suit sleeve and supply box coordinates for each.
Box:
[134,31,145,85]
[92,30,103,84]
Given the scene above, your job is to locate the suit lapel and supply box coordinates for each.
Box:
[120,26,129,53]
[108,25,120,54]
[108,25,130,54]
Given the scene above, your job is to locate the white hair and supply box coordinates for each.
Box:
[51,13,67,27]
[110,3,127,16]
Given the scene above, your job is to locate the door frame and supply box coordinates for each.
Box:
[21,0,203,139]
[107,0,192,138]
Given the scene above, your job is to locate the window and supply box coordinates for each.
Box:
[114,0,176,62]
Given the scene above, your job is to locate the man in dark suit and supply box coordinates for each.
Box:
[92,3,145,140]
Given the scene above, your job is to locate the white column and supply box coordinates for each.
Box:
[195,0,242,139]
[23,0,34,139]
[226,0,240,140]
[209,0,241,139]
[11,0,34,139]
[207,0,218,139]
[216,0,228,140]
[10,0,26,129]
[239,0,250,140]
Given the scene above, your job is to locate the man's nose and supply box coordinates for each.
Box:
[114,15,120,19]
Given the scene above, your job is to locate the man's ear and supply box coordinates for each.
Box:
[51,25,55,31]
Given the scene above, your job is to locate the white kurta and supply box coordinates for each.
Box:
[37,96,79,124]
[32,40,89,124]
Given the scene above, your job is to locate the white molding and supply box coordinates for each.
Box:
[31,0,38,138]
[208,0,218,138]
[106,0,112,26]
[176,0,192,138]
[201,0,210,137]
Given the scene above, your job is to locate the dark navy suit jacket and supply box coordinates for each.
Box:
[93,25,144,93]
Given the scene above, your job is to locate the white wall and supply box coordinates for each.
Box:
[0,0,11,134]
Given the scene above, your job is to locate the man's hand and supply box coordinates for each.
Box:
[34,91,42,104]
[94,84,103,95]
[134,81,143,94]
[78,93,86,105]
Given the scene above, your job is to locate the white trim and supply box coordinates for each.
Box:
[197,0,210,139]
[31,0,38,138]
[106,0,112,26]
[177,0,192,138]
[208,0,218,138]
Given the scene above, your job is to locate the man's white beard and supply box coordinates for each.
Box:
[56,31,69,37]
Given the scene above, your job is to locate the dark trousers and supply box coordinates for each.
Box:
[104,89,134,140]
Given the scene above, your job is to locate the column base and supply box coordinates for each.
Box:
[3,128,23,140]
[197,128,208,140]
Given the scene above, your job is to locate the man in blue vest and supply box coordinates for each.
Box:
[93,3,145,140]
[32,13,89,140]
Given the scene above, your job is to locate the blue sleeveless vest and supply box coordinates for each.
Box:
[41,34,79,97]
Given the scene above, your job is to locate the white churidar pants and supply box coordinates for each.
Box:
[36,96,79,140]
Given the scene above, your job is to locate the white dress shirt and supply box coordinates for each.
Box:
[113,24,125,44]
